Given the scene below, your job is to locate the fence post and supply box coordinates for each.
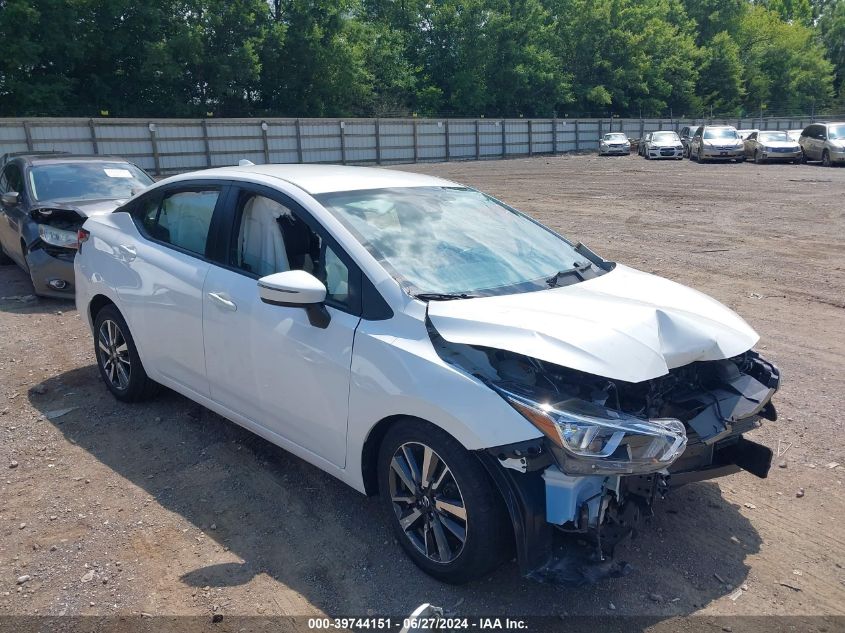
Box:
[89,119,99,155]
[375,118,382,164]
[295,119,303,163]
[148,123,161,176]
[201,120,211,167]
[22,122,33,151]
[412,119,419,163]
[598,119,603,139]
[574,119,580,151]
[501,120,506,157]
[261,121,270,164]
[475,120,480,160]
[657,119,663,131]
[444,119,450,161]
[339,121,347,165]
[552,117,558,154]
[639,119,644,139]
[527,120,533,156]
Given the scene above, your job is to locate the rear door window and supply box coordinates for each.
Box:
[137,187,221,257]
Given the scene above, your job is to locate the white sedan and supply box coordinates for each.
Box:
[75,165,780,583]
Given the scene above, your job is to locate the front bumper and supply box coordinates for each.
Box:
[601,146,629,155]
[25,245,76,299]
[759,149,801,161]
[647,147,684,159]
[829,149,845,163]
[701,146,744,159]
[480,432,774,584]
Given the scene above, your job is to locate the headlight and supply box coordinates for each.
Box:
[675,145,683,150]
[498,388,687,475]
[761,146,771,152]
[38,224,78,249]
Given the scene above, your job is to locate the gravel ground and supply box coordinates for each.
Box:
[0,154,843,624]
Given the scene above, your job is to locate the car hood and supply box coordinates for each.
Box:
[33,198,125,218]
[427,264,758,383]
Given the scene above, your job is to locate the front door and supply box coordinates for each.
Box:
[0,163,26,265]
[202,186,361,467]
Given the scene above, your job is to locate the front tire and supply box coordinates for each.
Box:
[822,150,832,167]
[754,150,762,164]
[378,419,510,583]
[93,305,158,402]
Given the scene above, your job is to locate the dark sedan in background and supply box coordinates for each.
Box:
[0,154,153,297]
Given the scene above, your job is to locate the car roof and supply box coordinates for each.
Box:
[152,164,459,195]
[25,154,135,166]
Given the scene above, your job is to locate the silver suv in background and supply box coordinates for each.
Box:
[799,122,845,166]
[689,126,745,163]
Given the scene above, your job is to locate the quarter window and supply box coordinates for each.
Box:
[140,188,219,256]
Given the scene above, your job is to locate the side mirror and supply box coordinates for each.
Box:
[1,192,20,208]
[258,270,330,328]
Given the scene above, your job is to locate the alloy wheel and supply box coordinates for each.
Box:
[388,441,467,564]
[98,319,131,390]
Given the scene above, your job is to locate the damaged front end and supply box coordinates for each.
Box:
[430,324,780,583]
[25,206,85,295]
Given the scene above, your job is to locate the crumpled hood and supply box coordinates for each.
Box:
[427,264,759,383]
[34,198,125,218]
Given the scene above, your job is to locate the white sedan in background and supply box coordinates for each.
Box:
[75,165,780,584]
[641,131,685,159]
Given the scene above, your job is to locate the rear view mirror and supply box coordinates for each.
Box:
[258,270,330,328]
[1,192,20,207]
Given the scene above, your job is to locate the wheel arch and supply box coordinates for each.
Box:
[89,293,118,325]
[360,414,421,496]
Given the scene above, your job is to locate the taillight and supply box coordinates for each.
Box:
[77,228,90,249]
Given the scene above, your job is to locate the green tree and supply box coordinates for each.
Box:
[698,31,745,114]
[736,5,834,114]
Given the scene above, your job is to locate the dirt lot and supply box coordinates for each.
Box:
[1,154,844,625]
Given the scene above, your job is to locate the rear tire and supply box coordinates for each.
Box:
[378,419,510,584]
[93,305,159,402]
[0,246,12,265]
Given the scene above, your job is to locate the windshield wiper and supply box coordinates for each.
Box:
[546,261,594,288]
[414,292,479,301]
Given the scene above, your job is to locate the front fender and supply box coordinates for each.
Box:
[345,313,541,493]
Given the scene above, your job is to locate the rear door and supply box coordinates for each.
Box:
[201,183,361,467]
[118,182,229,397]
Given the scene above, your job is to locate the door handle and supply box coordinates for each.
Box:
[207,291,237,312]
[116,244,136,261]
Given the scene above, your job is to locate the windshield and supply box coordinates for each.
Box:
[28,162,153,202]
[704,128,739,140]
[829,124,845,140]
[759,132,790,142]
[652,132,679,142]
[605,133,627,141]
[317,187,593,297]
